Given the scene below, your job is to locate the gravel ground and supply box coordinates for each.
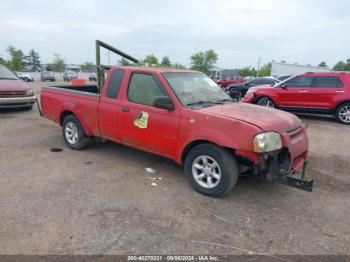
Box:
[0,82,349,256]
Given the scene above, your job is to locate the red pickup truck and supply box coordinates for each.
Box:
[41,65,314,196]
[40,41,313,196]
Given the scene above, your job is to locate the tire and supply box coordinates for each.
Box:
[184,143,238,197]
[335,103,350,125]
[228,87,240,100]
[62,115,90,150]
[256,97,275,109]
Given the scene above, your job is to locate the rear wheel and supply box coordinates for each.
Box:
[62,115,90,150]
[257,97,275,109]
[335,103,350,125]
[184,143,238,197]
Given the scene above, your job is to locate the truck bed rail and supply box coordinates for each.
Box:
[95,40,139,93]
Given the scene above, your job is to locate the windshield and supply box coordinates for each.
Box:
[274,75,296,87]
[0,65,18,80]
[163,72,231,107]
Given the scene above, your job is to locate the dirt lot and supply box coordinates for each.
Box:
[0,82,349,256]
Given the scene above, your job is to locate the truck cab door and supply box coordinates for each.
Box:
[118,72,180,158]
[275,76,313,109]
[98,69,125,141]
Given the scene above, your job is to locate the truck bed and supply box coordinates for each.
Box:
[50,84,98,94]
[41,84,100,136]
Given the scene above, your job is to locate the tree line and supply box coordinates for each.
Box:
[1,45,349,77]
[0,46,41,71]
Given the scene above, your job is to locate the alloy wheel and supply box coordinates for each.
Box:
[65,122,79,144]
[338,105,350,123]
[192,155,221,189]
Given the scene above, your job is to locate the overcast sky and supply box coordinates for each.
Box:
[1,0,349,68]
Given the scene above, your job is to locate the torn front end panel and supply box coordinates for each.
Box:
[254,150,314,192]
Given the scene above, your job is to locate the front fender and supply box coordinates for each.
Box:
[176,127,240,163]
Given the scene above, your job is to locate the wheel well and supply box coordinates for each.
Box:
[60,110,74,126]
[181,140,235,163]
[253,95,276,105]
[333,100,350,114]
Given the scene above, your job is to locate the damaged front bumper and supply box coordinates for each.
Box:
[254,150,314,192]
[285,161,313,192]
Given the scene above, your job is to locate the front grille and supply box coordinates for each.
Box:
[0,91,27,97]
[287,127,302,137]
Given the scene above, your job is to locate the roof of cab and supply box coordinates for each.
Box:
[110,66,199,73]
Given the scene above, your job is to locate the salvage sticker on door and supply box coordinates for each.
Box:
[133,111,149,129]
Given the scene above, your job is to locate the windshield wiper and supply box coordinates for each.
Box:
[186,100,218,107]
[215,98,235,103]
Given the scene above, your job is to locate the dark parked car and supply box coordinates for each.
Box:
[63,71,78,82]
[227,77,279,99]
[41,71,56,82]
[88,73,97,82]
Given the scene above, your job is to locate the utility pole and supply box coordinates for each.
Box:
[257,57,261,77]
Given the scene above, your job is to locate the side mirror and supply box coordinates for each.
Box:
[153,96,175,111]
[280,83,288,89]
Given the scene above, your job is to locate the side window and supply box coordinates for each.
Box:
[285,76,313,87]
[312,76,343,88]
[106,70,124,99]
[128,73,166,106]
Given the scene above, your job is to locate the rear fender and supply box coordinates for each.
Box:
[59,103,93,136]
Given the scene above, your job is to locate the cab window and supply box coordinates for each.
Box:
[106,70,124,99]
[128,73,166,106]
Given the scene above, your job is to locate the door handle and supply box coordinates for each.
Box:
[121,106,129,112]
[298,90,308,93]
[336,90,345,93]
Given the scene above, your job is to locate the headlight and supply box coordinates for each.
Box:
[26,89,34,96]
[253,132,282,153]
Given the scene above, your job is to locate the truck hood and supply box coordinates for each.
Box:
[200,102,301,133]
[0,79,30,91]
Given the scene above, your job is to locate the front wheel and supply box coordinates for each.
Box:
[257,97,275,109]
[335,103,350,125]
[184,143,238,197]
[62,115,91,150]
